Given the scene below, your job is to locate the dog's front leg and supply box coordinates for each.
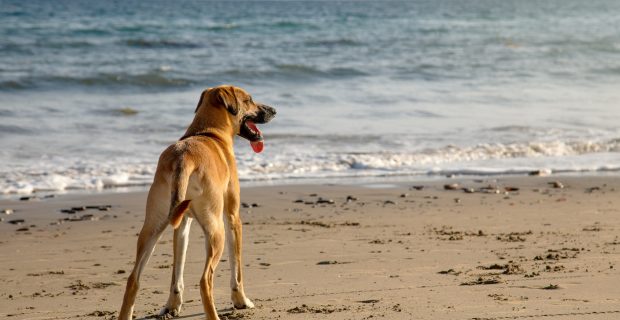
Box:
[224,190,255,309]
[160,216,193,317]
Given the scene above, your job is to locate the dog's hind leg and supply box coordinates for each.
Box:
[224,188,254,309]
[160,215,193,317]
[118,218,167,319]
[194,205,226,320]
[119,186,169,320]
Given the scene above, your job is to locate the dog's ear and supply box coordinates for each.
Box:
[216,86,239,116]
[194,89,209,113]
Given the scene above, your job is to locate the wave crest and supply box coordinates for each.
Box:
[2,138,619,195]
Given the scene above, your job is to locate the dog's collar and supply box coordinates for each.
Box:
[180,131,218,141]
[179,131,230,146]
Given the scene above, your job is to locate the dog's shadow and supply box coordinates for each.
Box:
[135,307,243,320]
[134,313,202,320]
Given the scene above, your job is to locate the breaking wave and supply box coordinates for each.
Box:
[2,138,619,195]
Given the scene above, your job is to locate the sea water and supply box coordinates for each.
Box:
[1,0,620,194]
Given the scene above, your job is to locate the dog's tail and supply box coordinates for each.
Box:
[169,160,193,229]
[170,199,191,229]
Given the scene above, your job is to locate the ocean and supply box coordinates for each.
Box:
[1,0,620,195]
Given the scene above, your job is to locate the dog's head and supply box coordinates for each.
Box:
[195,85,276,153]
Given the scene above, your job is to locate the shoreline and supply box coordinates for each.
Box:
[4,170,620,201]
[1,175,619,319]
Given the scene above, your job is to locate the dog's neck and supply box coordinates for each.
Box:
[182,106,237,141]
[180,127,233,144]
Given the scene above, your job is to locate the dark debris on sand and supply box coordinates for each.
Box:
[460,276,503,286]
[287,304,349,314]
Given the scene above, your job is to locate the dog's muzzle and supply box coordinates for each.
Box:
[238,104,276,153]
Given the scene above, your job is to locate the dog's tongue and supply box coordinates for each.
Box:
[246,121,264,153]
[250,140,264,153]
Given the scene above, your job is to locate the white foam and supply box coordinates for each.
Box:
[1,138,619,195]
[235,138,620,182]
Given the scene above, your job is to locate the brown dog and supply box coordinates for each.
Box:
[118,85,276,320]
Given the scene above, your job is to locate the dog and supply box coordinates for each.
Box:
[118,85,276,320]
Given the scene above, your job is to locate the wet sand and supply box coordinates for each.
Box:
[1,176,619,319]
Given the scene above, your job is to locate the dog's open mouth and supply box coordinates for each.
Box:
[240,119,264,153]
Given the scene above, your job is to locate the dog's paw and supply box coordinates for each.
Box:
[233,297,255,309]
[157,306,180,319]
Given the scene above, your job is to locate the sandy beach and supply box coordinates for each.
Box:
[1,175,619,319]
[3,2,620,319]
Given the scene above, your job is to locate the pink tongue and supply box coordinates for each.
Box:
[250,140,264,153]
[246,121,264,153]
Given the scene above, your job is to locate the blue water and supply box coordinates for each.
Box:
[1,1,620,194]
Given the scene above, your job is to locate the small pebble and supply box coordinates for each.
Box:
[549,181,564,189]
[316,198,334,204]
[86,205,111,210]
[480,187,500,194]
[462,188,475,194]
[528,169,552,176]
[444,183,460,190]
